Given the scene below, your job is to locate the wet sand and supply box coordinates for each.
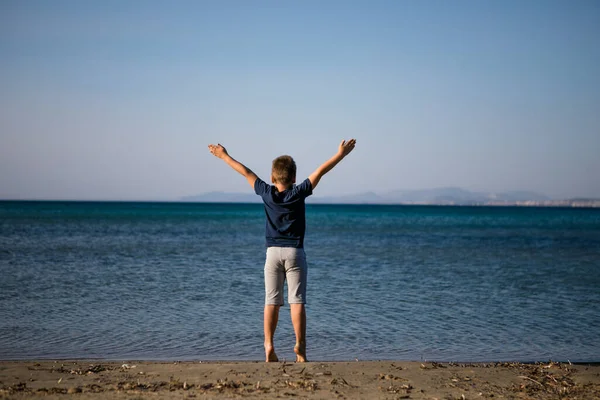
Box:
[1,360,599,399]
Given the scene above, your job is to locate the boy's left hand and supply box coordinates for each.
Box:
[208,144,228,159]
[337,139,357,157]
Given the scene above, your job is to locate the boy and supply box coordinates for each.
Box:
[208,139,356,362]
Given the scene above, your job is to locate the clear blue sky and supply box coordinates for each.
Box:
[1,0,599,200]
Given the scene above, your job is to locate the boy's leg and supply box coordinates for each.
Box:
[290,304,307,362]
[284,248,308,362]
[264,248,284,362]
[264,305,280,362]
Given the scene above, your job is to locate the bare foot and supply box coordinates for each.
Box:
[265,344,279,362]
[294,343,307,362]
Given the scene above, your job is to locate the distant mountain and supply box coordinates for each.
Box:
[309,191,383,204]
[181,187,552,205]
[381,187,550,204]
[384,187,486,204]
[497,191,551,202]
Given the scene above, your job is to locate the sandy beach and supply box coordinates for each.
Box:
[1,360,599,399]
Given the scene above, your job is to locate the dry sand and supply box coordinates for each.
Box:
[1,360,599,399]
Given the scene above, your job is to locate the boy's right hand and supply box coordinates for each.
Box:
[208,144,228,159]
[208,143,258,188]
[338,139,357,157]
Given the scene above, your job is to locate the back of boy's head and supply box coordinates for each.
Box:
[271,155,296,186]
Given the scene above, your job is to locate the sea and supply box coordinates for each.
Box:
[1,201,599,363]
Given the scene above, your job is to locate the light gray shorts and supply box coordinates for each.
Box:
[264,247,307,306]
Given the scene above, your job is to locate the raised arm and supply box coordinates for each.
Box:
[308,139,356,190]
[208,144,258,188]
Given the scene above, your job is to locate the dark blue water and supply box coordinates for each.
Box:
[1,201,599,362]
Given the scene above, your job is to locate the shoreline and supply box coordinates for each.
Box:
[3,199,600,208]
[2,360,599,399]
[3,357,600,365]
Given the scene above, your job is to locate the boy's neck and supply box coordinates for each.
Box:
[274,183,293,192]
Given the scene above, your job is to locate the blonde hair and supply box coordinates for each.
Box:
[271,155,296,185]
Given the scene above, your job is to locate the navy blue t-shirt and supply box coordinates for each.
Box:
[254,178,313,248]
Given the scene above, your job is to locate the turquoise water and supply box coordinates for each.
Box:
[1,201,599,362]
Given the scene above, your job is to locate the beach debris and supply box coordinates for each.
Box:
[0,382,30,395]
[330,377,355,388]
[542,361,560,369]
[519,375,544,386]
[121,363,136,369]
[84,383,103,393]
[212,378,254,392]
[284,378,317,391]
[188,378,270,395]
[119,382,133,391]
[169,377,185,389]
[87,364,106,373]
[280,362,287,375]
[57,378,62,384]
[510,361,583,397]
[36,387,68,394]
[118,380,164,392]
[115,378,195,392]
[383,383,413,394]
[420,361,446,370]
[8,360,600,398]
[390,362,403,370]
[67,364,107,375]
